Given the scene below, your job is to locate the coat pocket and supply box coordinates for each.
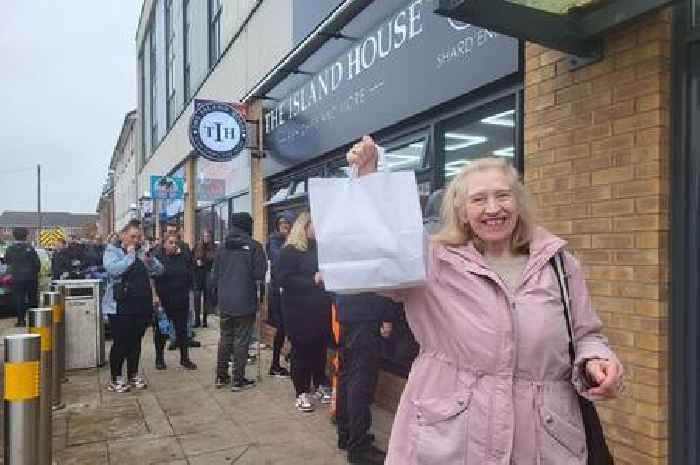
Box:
[410,392,472,465]
[538,403,587,464]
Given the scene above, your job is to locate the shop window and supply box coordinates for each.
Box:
[380,134,428,171]
[215,200,229,243]
[165,0,177,128]
[208,0,222,68]
[232,193,251,214]
[440,98,516,182]
[183,0,192,101]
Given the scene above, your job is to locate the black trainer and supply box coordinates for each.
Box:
[269,366,290,378]
[347,445,386,465]
[188,339,202,348]
[155,359,167,370]
[231,378,256,392]
[180,359,197,370]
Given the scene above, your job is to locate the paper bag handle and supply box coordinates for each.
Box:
[351,145,387,178]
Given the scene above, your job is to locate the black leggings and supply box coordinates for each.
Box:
[109,315,147,382]
[272,327,286,368]
[290,337,328,396]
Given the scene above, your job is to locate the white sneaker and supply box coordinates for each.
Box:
[315,385,332,404]
[296,393,314,412]
[128,375,148,390]
[106,380,130,393]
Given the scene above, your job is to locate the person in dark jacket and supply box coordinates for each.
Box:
[211,212,267,391]
[165,221,192,263]
[5,227,41,326]
[162,221,200,349]
[51,238,69,280]
[60,236,89,279]
[334,293,397,465]
[152,233,197,370]
[193,230,217,328]
[103,220,163,392]
[278,212,332,413]
[265,211,295,377]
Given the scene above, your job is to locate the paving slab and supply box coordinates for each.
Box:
[107,435,184,464]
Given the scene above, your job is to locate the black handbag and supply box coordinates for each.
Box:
[550,252,615,465]
[113,264,133,302]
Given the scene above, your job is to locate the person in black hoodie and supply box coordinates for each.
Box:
[211,212,267,391]
[334,293,397,465]
[5,227,40,326]
[152,232,197,370]
[278,212,332,413]
[265,211,295,377]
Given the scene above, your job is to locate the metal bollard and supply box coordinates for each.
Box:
[4,333,41,465]
[52,284,68,383]
[42,292,65,411]
[27,308,53,465]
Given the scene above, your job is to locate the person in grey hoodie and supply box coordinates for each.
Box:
[211,213,267,391]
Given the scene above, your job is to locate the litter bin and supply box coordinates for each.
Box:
[51,279,104,370]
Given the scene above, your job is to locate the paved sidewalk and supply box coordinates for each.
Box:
[0,316,394,465]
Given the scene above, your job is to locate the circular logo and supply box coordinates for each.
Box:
[189,101,247,162]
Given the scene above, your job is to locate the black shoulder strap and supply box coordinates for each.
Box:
[549,252,576,366]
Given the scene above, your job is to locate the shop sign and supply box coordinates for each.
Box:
[150,175,184,200]
[189,99,247,162]
[263,0,518,176]
[197,178,227,202]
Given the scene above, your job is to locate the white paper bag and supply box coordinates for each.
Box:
[309,170,426,294]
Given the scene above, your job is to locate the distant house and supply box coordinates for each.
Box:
[0,211,98,244]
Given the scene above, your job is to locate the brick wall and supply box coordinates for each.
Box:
[524,10,671,465]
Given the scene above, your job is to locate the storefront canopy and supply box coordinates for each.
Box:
[434,0,677,58]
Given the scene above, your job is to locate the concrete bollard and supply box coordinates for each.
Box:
[3,333,41,465]
[27,308,53,465]
[42,291,65,411]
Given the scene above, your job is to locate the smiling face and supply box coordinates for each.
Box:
[461,167,519,254]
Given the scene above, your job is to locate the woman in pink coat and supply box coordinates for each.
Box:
[347,137,624,465]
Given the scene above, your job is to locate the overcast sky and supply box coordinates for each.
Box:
[0,1,142,215]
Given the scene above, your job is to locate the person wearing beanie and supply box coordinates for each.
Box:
[210,212,267,391]
[265,211,295,378]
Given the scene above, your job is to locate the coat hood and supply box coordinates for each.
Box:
[436,227,566,282]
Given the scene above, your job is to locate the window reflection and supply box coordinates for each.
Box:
[381,138,427,172]
[442,100,515,182]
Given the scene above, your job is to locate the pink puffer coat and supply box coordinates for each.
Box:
[384,228,617,465]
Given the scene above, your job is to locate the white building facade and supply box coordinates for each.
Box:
[135,0,325,243]
[111,111,139,232]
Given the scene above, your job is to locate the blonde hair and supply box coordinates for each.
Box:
[285,211,312,252]
[432,157,536,254]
